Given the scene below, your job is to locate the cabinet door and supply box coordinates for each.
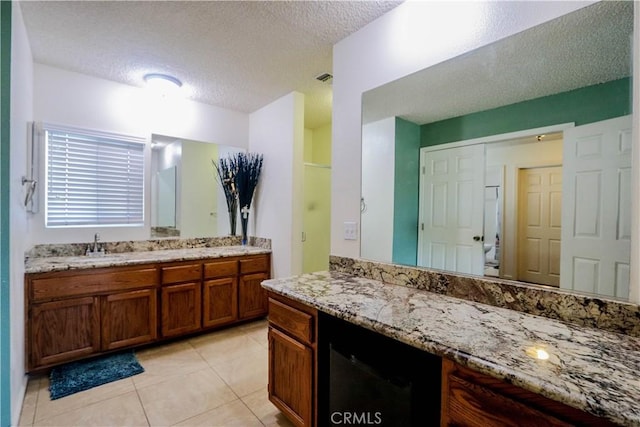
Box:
[101,289,158,351]
[268,327,313,427]
[239,272,268,319]
[203,277,238,328]
[161,282,202,337]
[30,297,100,370]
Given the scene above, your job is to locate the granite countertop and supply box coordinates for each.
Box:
[25,246,271,274]
[262,271,640,427]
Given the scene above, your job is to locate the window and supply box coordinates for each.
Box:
[44,123,145,227]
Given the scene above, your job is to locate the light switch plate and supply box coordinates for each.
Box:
[344,221,358,240]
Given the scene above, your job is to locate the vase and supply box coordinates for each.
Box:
[240,215,248,245]
[228,199,238,236]
[240,204,251,245]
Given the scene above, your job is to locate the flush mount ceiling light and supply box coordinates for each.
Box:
[143,73,183,97]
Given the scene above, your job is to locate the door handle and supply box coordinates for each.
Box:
[473,235,483,242]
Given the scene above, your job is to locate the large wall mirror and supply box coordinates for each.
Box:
[361,1,634,300]
[150,134,244,239]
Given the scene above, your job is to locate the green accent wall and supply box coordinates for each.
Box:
[421,78,631,146]
[392,118,420,265]
[0,2,11,426]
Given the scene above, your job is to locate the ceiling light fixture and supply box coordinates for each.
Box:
[143,73,183,97]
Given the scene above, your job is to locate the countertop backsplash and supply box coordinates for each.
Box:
[26,236,271,259]
[330,255,640,338]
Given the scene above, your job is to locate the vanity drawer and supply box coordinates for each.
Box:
[443,371,572,427]
[31,268,158,302]
[441,359,617,427]
[161,264,202,284]
[240,255,270,274]
[204,260,238,279]
[268,297,314,345]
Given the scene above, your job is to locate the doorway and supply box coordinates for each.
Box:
[517,166,563,286]
[303,163,331,273]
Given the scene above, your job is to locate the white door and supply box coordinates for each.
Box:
[418,144,485,275]
[561,115,632,298]
[517,166,562,287]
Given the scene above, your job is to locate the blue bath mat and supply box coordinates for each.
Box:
[49,351,144,400]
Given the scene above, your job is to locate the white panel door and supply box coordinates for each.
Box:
[561,115,632,298]
[517,166,562,287]
[419,144,485,275]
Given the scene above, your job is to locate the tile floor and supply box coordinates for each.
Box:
[18,319,295,427]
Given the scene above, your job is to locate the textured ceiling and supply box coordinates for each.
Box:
[363,1,633,126]
[19,0,403,130]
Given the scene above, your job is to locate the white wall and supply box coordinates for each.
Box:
[361,117,395,262]
[10,4,33,424]
[31,64,249,244]
[250,92,304,278]
[331,1,595,259]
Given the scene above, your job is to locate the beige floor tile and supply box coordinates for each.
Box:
[189,326,246,344]
[34,376,136,422]
[209,348,268,397]
[137,368,237,426]
[190,329,265,366]
[17,375,42,427]
[241,389,295,427]
[244,325,268,348]
[133,341,209,389]
[263,415,298,427]
[21,324,277,427]
[173,399,262,427]
[33,391,148,427]
[236,318,268,332]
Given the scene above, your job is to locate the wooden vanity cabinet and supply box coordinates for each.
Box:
[441,358,618,427]
[26,252,272,372]
[27,266,159,371]
[102,288,157,350]
[30,296,101,369]
[239,256,270,320]
[263,297,618,427]
[160,263,202,337]
[203,259,238,328]
[267,293,317,427]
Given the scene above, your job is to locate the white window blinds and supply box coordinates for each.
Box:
[45,124,145,227]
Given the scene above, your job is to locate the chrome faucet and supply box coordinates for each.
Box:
[86,233,105,256]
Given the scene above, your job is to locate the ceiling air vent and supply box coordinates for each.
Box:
[315,73,333,83]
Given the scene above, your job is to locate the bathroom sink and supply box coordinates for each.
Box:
[86,251,107,257]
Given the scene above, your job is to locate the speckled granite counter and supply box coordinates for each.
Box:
[262,271,640,426]
[25,246,271,274]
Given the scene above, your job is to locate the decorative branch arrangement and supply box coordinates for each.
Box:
[213,152,263,244]
[235,152,264,245]
[212,156,239,235]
